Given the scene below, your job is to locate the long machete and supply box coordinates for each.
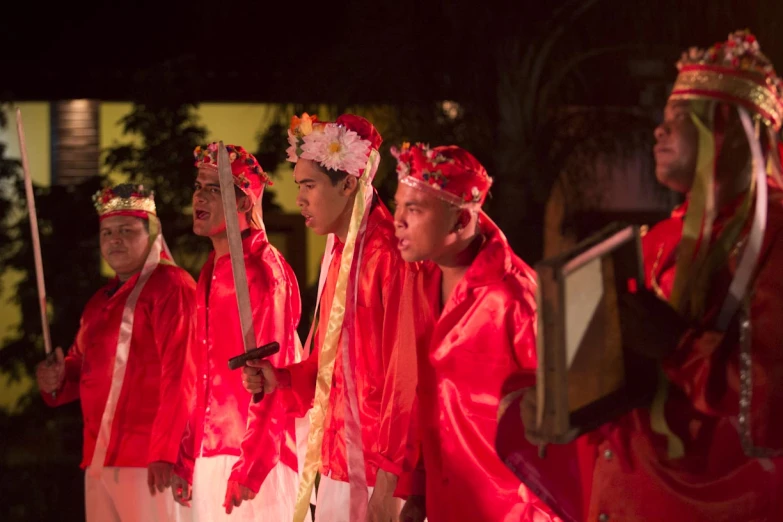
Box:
[216,142,278,402]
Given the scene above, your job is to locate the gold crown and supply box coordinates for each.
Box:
[92,184,156,217]
[670,30,783,131]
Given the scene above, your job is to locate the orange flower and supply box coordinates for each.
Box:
[300,113,315,135]
[290,112,317,136]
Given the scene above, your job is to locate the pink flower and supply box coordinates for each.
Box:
[286,131,300,163]
[300,125,371,176]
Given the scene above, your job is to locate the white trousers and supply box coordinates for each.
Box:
[192,454,309,522]
[85,466,187,522]
[314,474,404,522]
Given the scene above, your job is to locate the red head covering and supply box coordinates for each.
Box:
[335,114,383,151]
[391,143,493,208]
[193,143,271,201]
[670,29,783,132]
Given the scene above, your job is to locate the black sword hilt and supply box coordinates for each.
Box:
[227,342,280,403]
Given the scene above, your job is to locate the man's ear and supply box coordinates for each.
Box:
[454,208,471,233]
[237,194,253,213]
[341,175,358,196]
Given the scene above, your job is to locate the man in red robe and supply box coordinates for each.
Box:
[521,30,783,521]
[391,143,559,522]
[242,114,418,522]
[36,183,197,522]
[170,143,303,521]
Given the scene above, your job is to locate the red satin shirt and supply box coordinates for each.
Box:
[588,185,783,521]
[43,264,197,469]
[282,202,417,489]
[175,229,301,490]
[413,215,559,522]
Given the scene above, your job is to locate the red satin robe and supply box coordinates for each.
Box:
[43,264,197,469]
[588,184,783,521]
[281,201,417,490]
[175,229,301,491]
[413,215,559,522]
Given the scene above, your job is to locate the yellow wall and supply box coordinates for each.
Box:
[1,103,51,186]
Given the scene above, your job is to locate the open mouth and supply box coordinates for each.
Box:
[195,210,210,220]
[301,212,313,226]
[397,238,410,249]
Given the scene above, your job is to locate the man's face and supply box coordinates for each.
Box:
[192,167,247,237]
[393,183,459,263]
[653,100,699,193]
[294,159,354,236]
[99,215,151,278]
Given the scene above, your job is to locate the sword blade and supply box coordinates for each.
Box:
[16,108,52,356]
[217,142,256,354]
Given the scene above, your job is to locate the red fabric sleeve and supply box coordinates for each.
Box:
[174,418,197,483]
[282,349,319,416]
[370,256,419,478]
[147,278,197,464]
[231,274,298,492]
[42,314,86,406]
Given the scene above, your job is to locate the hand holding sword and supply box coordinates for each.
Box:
[216,142,279,403]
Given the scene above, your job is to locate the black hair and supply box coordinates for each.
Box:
[312,162,349,186]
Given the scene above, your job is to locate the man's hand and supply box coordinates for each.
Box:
[148,461,173,495]
[223,479,256,514]
[242,359,283,395]
[619,288,689,360]
[170,474,192,507]
[36,346,65,394]
[400,494,426,522]
[368,469,399,522]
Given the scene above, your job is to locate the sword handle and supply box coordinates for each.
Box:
[228,342,280,403]
[45,350,58,400]
[227,342,280,370]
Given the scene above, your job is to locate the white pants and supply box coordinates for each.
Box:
[314,474,403,522]
[192,454,308,522]
[85,466,187,522]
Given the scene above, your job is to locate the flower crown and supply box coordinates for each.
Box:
[286,113,373,177]
[671,29,783,131]
[391,142,492,207]
[194,143,271,194]
[93,183,156,217]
